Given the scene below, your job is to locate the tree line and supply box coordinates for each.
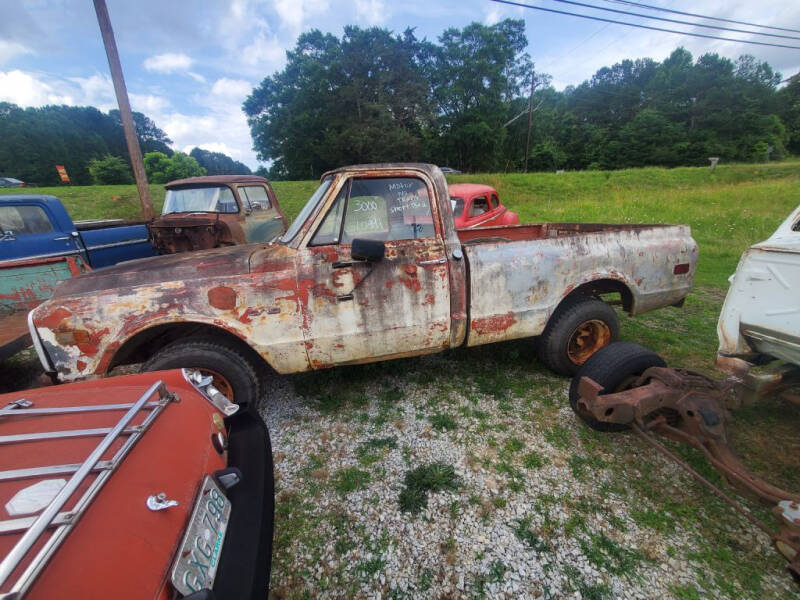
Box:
[0,103,250,185]
[244,19,799,179]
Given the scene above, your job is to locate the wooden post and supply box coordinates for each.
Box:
[524,69,536,173]
[93,0,153,221]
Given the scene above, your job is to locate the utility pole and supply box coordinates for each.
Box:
[93,0,154,220]
[524,69,537,173]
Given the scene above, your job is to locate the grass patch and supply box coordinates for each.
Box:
[580,531,645,577]
[429,412,458,432]
[398,462,461,514]
[511,516,549,552]
[523,450,547,469]
[332,467,371,496]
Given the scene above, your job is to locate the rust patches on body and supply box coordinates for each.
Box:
[470,312,517,336]
[208,286,237,310]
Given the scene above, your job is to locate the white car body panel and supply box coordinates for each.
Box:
[718,204,800,367]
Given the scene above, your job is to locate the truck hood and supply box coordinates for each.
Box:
[52,243,294,298]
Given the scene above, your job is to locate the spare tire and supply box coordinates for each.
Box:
[568,341,666,432]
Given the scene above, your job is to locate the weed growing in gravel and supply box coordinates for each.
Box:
[511,516,549,551]
[563,565,612,600]
[543,424,571,450]
[488,559,508,583]
[523,450,547,469]
[357,556,386,581]
[398,462,461,514]
[580,531,644,577]
[357,436,397,466]
[418,568,434,592]
[429,412,458,432]
[332,467,371,495]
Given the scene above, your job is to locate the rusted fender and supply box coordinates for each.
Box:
[30,243,310,380]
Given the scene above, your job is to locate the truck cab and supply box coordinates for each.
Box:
[149,175,287,254]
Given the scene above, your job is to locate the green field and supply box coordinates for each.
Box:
[3,161,799,598]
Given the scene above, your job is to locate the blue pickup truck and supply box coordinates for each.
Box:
[0,195,156,360]
[0,195,156,267]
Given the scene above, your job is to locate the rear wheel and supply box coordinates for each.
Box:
[537,295,619,375]
[568,341,666,432]
[142,337,262,406]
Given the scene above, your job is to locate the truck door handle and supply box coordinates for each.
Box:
[417,258,446,265]
[54,236,71,241]
[332,260,366,269]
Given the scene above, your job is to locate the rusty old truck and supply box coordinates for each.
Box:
[149,175,287,254]
[27,163,697,404]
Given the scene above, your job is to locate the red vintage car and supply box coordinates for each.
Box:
[0,369,273,599]
[449,183,519,229]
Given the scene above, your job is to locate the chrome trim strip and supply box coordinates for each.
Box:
[83,238,150,251]
[27,310,52,373]
[0,402,160,418]
[0,427,140,445]
[0,461,113,482]
[0,249,80,266]
[0,381,176,595]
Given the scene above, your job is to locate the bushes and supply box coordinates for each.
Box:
[87,155,133,185]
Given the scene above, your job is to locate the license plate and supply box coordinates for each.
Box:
[170,476,232,596]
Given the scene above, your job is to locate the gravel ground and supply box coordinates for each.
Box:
[258,348,799,600]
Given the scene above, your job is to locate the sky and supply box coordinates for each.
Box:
[1,0,799,170]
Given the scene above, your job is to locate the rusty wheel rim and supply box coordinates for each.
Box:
[198,368,234,402]
[567,319,612,366]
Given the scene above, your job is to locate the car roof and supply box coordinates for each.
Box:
[166,175,269,188]
[448,183,497,197]
[0,194,58,203]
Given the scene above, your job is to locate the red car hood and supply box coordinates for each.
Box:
[0,370,226,600]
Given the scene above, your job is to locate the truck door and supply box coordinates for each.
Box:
[298,174,451,367]
[0,202,80,261]
[239,185,286,243]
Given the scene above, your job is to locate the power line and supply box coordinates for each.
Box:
[546,0,800,41]
[603,0,800,35]
[488,0,800,50]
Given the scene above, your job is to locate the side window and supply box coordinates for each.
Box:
[0,206,53,235]
[470,196,489,217]
[490,194,499,209]
[240,186,271,212]
[342,177,433,243]
[310,183,348,246]
[214,188,238,214]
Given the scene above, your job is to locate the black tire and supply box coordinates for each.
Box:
[568,341,666,432]
[537,295,619,376]
[142,336,261,407]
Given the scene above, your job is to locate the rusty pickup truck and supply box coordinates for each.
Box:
[149,175,287,254]
[28,164,697,404]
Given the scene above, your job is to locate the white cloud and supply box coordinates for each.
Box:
[0,40,32,65]
[210,78,254,100]
[240,32,286,72]
[273,0,329,33]
[485,7,501,26]
[355,0,389,25]
[0,70,72,106]
[143,52,194,73]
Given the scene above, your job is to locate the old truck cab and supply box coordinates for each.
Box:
[149,175,287,253]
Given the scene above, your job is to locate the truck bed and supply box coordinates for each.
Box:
[457,222,675,244]
[460,221,696,346]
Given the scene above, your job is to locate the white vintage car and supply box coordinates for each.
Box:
[717,204,800,374]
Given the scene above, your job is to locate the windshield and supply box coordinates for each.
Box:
[280,176,333,243]
[450,197,465,217]
[162,186,238,214]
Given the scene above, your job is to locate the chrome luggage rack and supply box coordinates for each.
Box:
[0,380,177,599]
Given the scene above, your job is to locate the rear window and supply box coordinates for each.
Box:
[240,186,271,211]
[0,205,53,235]
[450,197,464,217]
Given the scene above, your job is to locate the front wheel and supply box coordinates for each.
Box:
[568,341,666,432]
[142,337,261,406]
[537,295,619,376]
